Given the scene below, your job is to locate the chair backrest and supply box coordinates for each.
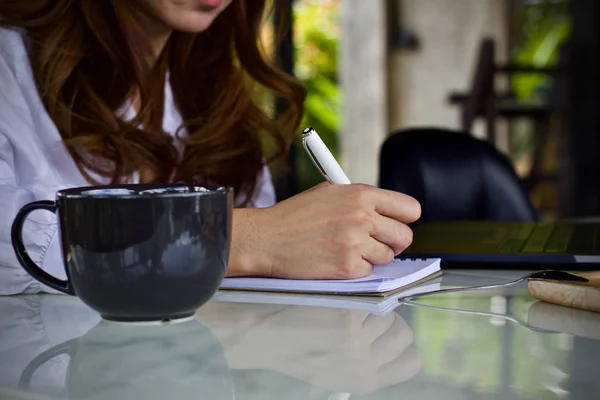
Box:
[462,38,496,132]
[378,128,538,222]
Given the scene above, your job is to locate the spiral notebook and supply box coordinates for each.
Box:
[220,257,442,297]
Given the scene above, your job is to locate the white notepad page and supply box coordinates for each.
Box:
[220,257,441,294]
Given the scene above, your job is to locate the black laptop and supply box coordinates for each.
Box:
[402,221,600,269]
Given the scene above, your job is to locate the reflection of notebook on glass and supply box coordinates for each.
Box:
[215,278,442,316]
[220,258,442,297]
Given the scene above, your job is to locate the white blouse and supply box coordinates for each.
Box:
[0,27,276,295]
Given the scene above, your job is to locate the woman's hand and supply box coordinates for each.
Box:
[228,183,421,279]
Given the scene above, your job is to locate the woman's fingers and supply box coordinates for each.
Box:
[362,237,395,266]
[369,214,414,255]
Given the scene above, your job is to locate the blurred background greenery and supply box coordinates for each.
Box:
[508,0,571,216]
[292,0,341,192]
[511,0,571,101]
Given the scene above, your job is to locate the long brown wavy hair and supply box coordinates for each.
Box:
[0,0,305,205]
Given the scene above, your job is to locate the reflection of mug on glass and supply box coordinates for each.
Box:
[11,184,233,323]
[19,320,234,399]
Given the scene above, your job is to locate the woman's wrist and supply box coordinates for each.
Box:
[226,208,274,278]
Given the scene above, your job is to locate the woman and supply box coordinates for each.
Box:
[0,0,420,295]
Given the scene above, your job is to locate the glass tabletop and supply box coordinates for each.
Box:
[1,270,598,400]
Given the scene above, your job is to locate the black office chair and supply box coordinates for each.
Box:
[378,128,538,222]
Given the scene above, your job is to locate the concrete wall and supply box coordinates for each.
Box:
[339,0,509,185]
[388,0,509,135]
[339,0,388,185]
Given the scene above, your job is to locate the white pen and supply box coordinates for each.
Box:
[302,128,353,400]
[301,127,352,184]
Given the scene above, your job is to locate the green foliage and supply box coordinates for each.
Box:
[293,0,341,192]
[511,0,571,99]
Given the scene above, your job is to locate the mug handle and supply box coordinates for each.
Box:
[11,200,75,295]
[18,338,76,391]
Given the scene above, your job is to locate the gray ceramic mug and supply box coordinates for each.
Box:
[12,184,233,323]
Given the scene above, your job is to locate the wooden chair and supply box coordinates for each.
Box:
[448,38,567,191]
